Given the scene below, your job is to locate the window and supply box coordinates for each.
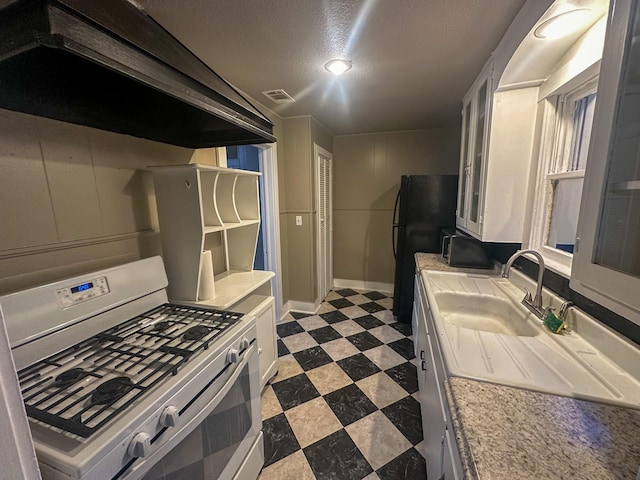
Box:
[529,77,598,275]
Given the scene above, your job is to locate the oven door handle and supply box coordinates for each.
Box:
[212,341,257,401]
[182,341,257,416]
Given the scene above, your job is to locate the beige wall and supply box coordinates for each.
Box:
[333,128,460,285]
[278,116,333,305]
[0,109,203,294]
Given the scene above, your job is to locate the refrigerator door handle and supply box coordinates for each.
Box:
[392,225,399,260]
[392,188,401,259]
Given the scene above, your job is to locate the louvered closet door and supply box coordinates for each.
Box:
[318,152,333,300]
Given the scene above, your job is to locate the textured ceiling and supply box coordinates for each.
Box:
[138,0,527,135]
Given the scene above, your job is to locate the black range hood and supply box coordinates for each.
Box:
[0,0,275,148]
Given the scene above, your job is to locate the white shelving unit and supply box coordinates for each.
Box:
[151,164,277,388]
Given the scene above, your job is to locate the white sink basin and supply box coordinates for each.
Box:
[421,270,640,410]
[434,292,538,337]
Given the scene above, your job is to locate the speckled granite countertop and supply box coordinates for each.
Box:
[445,377,640,480]
[414,253,501,275]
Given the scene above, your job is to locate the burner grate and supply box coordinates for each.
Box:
[17,303,242,438]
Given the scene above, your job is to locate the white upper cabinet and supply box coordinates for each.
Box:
[456,60,539,242]
[572,0,640,326]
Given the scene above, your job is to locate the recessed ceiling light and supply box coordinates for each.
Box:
[324,59,352,75]
[534,9,591,39]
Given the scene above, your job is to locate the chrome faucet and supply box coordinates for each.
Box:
[502,249,548,319]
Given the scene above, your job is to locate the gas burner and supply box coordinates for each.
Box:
[52,368,87,388]
[91,377,133,405]
[152,321,171,332]
[183,325,211,341]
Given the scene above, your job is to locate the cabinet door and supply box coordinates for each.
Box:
[440,428,461,480]
[252,296,277,388]
[456,61,492,237]
[572,0,640,326]
[413,295,427,397]
[466,76,490,235]
[457,100,472,229]
[423,334,447,480]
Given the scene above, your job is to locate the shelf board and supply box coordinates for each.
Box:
[186,270,274,310]
[203,225,224,234]
[225,219,260,230]
[203,220,259,234]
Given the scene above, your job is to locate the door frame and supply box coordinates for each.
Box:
[314,144,333,303]
[254,143,284,321]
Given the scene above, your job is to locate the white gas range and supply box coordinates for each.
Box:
[0,257,263,480]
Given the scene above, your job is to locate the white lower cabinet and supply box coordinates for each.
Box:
[414,274,463,480]
[230,294,277,389]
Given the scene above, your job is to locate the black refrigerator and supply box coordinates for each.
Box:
[392,175,458,323]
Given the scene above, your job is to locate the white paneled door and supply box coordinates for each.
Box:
[316,145,333,302]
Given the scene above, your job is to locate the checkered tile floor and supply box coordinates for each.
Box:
[258,289,425,480]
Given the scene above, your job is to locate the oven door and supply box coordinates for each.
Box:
[125,342,261,480]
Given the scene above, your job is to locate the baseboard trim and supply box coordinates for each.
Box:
[280,300,318,322]
[333,278,394,294]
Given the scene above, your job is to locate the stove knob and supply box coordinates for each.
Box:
[127,432,151,458]
[240,337,250,350]
[160,406,179,428]
[227,348,240,364]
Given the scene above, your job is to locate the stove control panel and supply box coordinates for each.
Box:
[56,276,110,309]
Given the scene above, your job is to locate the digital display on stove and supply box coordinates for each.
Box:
[71,282,94,294]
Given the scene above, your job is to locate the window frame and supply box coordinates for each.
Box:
[528,74,599,277]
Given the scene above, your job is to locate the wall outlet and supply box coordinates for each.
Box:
[295,215,302,226]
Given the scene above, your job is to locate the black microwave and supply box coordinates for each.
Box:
[441,233,493,269]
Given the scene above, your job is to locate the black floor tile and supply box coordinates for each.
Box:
[385,362,419,394]
[291,311,312,320]
[262,413,301,467]
[308,325,342,344]
[337,353,381,382]
[347,331,384,351]
[359,301,386,314]
[376,447,426,480]
[304,429,373,480]
[353,314,384,330]
[389,322,413,336]
[329,298,355,309]
[324,384,378,427]
[293,346,334,371]
[382,396,423,445]
[334,288,359,297]
[320,310,349,324]
[276,321,305,338]
[387,337,415,360]
[271,373,321,410]
[363,291,387,301]
[277,339,290,357]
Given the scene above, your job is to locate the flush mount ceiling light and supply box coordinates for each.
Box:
[324,58,352,75]
[534,9,591,39]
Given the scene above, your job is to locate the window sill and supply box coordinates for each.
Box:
[521,248,572,279]
[541,255,571,279]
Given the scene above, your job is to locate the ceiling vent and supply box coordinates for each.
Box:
[262,89,295,104]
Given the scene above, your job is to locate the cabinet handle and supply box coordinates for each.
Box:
[421,360,427,372]
[420,350,425,360]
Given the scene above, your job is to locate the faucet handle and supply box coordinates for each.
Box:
[558,301,573,320]
[522,288,533,302]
